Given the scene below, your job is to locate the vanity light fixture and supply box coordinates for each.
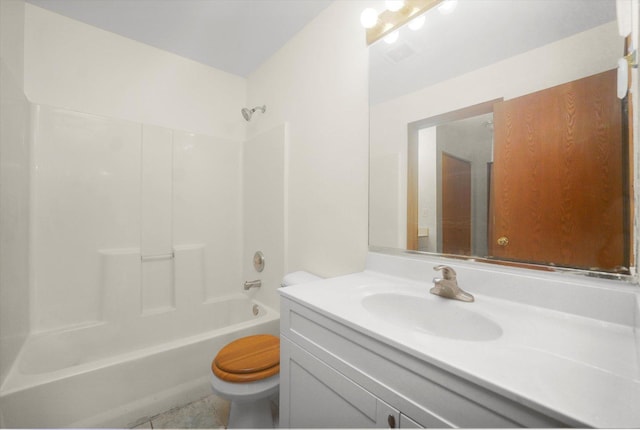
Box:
[408,14,426,31]
[437,0,458,15]
[385,0,405,12]
[362,0,444,45]
[617,50,637,99]
[384,30,400,44]
[360,7,379,29]
[615,0,638,98]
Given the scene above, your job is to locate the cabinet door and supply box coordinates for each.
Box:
[281,337,400,428]
[378,399,401,429]
[400,413,424,428]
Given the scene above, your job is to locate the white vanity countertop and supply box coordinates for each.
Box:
[280,269,640,428]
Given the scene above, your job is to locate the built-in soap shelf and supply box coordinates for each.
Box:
[98,244,207,319]
[140,252,175,262]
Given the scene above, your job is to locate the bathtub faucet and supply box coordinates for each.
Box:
[244,280,262,290]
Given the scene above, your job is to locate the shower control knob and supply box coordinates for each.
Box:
[253,251,265,272]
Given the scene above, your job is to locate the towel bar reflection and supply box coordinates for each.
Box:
[141,252,174,262]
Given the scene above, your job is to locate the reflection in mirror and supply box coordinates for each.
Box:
[368,0,633,274]
[415,112,493,256]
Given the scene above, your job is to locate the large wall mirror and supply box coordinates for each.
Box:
[368,0,634,274]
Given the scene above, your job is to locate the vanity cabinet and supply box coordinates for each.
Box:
[282,337,420,428]
[279,296,566,428]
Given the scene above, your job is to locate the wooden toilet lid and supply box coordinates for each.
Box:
[212,334,280,382]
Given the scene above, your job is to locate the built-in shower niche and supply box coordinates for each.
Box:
[32,105,243,333]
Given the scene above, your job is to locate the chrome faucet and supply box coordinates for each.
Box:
[431,265,474,302]
[244,279,261,290]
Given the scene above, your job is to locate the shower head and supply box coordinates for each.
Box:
[241,105,266,121]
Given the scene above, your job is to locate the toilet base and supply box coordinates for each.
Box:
[228,396,274,428]
[210,374,279,429]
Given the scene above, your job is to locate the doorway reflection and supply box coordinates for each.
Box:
[416,113,493,255]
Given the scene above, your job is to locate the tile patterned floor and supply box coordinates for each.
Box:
[131,394,279,429]
[132,394,230,429]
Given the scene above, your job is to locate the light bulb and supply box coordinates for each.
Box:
[618,57,629,99]
[384,30,399,44]
[385,0,404,12]
[360,8,379,29]
[438,0,458,15]
[408,14,425,30]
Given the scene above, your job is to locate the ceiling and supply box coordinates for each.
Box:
[25,0,332,77]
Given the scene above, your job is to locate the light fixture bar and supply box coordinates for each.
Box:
[366,0,444,45]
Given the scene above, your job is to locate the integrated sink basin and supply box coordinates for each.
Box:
[362,293,503,341]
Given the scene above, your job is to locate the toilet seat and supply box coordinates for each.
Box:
[211,334,279,383]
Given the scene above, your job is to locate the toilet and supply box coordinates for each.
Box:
[210,271,321,428]
[210,334,280,428]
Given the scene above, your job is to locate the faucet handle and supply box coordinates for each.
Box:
[433,265,456,280]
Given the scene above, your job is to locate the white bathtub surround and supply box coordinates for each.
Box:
[173,131,243,302]
[0,0,31,385]
[279,251,640,428]
[30,105,243,331]
[141,125,175,313]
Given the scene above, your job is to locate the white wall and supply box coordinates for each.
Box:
[0,0,31,385]
[370,22,622,249]
[24,4,246,140]
[246,0,370,278]
[243,124,287,310]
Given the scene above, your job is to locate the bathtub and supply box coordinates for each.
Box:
[0,295,279,428]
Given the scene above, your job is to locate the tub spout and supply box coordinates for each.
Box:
[244,279,261,290]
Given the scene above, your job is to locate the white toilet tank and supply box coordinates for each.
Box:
[281,271,322,287]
